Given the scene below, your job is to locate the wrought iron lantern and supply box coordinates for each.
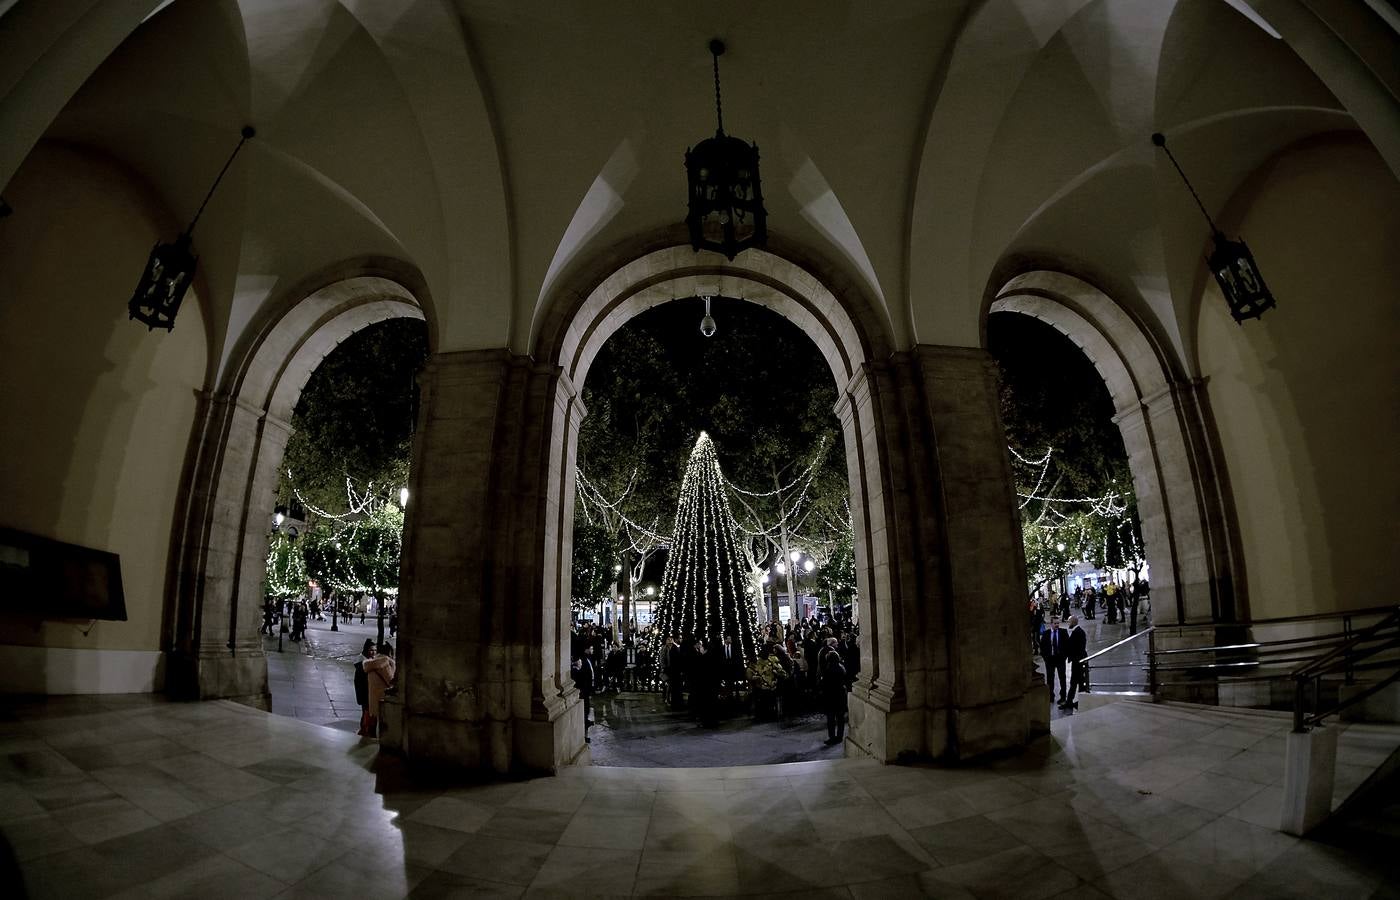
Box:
[128,125,255,331]
[685,39,766,260]
[1152,132,1276,323]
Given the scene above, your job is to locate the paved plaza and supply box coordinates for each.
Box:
[264,616,391,733]
[3,690,1398,898]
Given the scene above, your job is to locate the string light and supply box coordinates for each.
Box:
[650,433,760,665]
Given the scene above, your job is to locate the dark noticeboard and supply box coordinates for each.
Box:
[0,527,127,621]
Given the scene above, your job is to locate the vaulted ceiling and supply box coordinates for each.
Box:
[1,0,1394,378]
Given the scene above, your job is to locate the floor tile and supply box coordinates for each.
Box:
[907,813,1025,866]
[478,806,574,845]
[923,844,1080,899]
[435,832,554,886]
[558,812,650,850]
[634,847,740,896]
[528,844,640,894]
[406,796,499,834]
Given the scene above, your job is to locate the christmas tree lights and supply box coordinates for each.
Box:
[651,432,760,665]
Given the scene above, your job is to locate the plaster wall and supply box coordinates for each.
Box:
[0,142,206,657]
[1197,135,1399,620]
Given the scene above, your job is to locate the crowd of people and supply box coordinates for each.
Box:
[1028,578,1149,652]
[569,616,862,746]
[1030,578,1150,714]
[260,591,400,642]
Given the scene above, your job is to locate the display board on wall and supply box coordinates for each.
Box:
[0,527,127,620]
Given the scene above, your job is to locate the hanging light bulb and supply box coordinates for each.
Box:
[700,295,717,337]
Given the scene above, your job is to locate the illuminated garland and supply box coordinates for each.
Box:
[650,433,760,665]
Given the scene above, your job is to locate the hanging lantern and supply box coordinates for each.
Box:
[1152,132,1276,323]
[685,39,766,261]
[128,126,255,331]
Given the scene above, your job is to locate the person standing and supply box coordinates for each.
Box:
[354,639,376,736]
[573,645,596,743]
[1039,617,1069,706]
[663,635,684,709]
[1062,615,1088,711]
[361,642,395,738]
[820,637,848,745]
[692,640,720,728]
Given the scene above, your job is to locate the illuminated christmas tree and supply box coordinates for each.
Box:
[653,432,760,665]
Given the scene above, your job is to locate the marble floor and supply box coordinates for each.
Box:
[588,690,844,768]
[2,693,1397,898]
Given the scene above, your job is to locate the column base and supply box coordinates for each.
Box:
[848,679,1045,763]
[381,691,586,775]
[166,649,269,707]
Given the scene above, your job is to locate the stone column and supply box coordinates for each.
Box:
[167,392,277,704]
[843,346,1041,763]
[912,346,1043,758]
[384,350,584,773]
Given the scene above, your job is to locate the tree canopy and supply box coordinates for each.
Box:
[988,313,1143,595]
[576,298,852,611]
[278,318,428,517]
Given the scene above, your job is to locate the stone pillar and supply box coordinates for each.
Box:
[384,350,584,774]
[1281,727,1338,836]
[1114,379,1244,702]
[913,347,1043,758]
[842,346,1041,763]
[167,392,277,705]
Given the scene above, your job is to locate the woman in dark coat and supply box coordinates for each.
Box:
[820,637,848,746]
[354,639,375,736]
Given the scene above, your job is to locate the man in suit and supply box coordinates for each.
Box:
[573,645,596,743]
[1039,616,1069,706]
[1062,614,1088,711]
[720,634,742,686]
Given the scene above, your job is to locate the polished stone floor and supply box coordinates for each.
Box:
[588,690,844,768]
[2,693,1398,898]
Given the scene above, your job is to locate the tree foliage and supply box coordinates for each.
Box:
[299,502,404,599]
[570,522,616,615]
[988,313,1143,596]
[576,298,852,603]
[278,319,428,517]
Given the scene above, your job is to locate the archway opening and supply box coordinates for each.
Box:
[259,317,427,733]
[987,310,1151,705]
[988,270,1239,633]
[572,296,856,766]
[525,243,910,768]
[166,271,429,708]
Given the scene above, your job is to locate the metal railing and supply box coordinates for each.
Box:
[1078,604,1400,718]
[1290,605,1400,732]
[1081,627,1155,695]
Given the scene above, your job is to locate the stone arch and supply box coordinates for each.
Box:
[167,264,428,702]
[988,270,1243,626]
[390,241,1041,773]
[532,245,898,749]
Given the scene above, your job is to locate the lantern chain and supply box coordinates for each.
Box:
[187,126,255,236]
[712,42,724,135]
[1152,133,1222,238]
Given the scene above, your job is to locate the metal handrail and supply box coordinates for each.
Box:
[1294,609,1400,678]
[1291,606,1400,733]
[1233,604,1397,627]
[1152,632,1376,658]
[1085,627,1153,662]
